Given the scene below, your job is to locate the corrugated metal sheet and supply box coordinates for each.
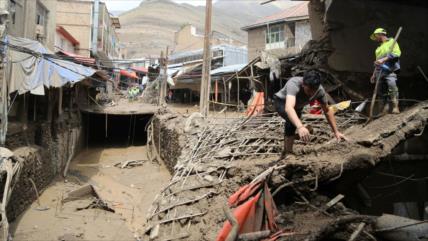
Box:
[242,2,309,30]
[170,45,248,67]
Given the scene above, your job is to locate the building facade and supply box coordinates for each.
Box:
[56,0,122,64]
[56,0,93,57]
[55,26,80,53]
[173,24,245,53]
[242,2,312,61]
[8,0,57,50]
[169,44,248,70]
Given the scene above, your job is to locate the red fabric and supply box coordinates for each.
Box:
[216,181,280,241]
[264,230,296,241]
[120,69,138,79]
[309,100,322,115]
[263,183,278,231]
[246,92,264,116]
[57,50,95,65]
[216,193,261,241]
[228,181,262,206]
[131,66,148,73]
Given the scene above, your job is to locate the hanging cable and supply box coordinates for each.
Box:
[1,40,160,89]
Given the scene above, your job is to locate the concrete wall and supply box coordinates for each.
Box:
[313,0,428,76]
[295,20,312,49]
[8,0,26,37]
[8,0,56,51]
[6,147,52,220]
[40,0,57,51]
[56,0,93,57]
[174,25,204,53]
[4,110,82,221]
[152,112,187,174]
[55,31,76,53]
[174,24,244,54]
[247,27,265,61]
[246,20,312,60]
[98,3,121,59]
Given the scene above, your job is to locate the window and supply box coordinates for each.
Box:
[10,1,16,24]
[213,49,223,58]
[60,38,65,49]
[266,25,284,44]
[35,1,48,43]
[36,1,48,26]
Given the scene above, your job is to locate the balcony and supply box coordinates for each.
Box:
[265,38,296,51]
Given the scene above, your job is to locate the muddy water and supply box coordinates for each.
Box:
[11,146,171,241]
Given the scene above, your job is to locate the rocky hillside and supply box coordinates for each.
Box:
[117,0,299,58]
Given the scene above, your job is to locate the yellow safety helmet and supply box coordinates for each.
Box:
[370,28,387,41]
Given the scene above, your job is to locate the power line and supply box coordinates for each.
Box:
[1,40,158,73]
[0,40,161,88]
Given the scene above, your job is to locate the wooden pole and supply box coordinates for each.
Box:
[158,50,164,105]
[222,77,227,103]
[236,72,240,111]
[215,79,218,103]
[250,64,255,89]
[199,0,213,117]
[0,0,10,145]
[160,46,169,106]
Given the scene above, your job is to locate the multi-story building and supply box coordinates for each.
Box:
[56,0,122,66]
[168,44,248,92]
[173,24,245,53]
[8,0,57,50]
[55,26,80,53]
[242,2,311,60]
[55,0,93,57]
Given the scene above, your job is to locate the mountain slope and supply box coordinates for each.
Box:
[117,0,295,58]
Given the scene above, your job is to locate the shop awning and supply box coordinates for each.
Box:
[120,69,138,79]
[131,66,148,73]
[57,50,96,66]
[7,36,97,95]
[210,64,246,76]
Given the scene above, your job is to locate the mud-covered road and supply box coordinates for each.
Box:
[11,146,171,241]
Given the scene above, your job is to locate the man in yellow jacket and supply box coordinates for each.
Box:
[370,28,402,114]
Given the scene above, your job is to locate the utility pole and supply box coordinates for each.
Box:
[158,50,164,106]
[159,46,169,106]
[92,0,100,56]
[0,0,10,145]
[199,0,212,117]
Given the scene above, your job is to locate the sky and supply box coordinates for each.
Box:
[103,0,207,12]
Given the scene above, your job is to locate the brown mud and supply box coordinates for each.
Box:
[11,146,171,241]
[143,101,428,240]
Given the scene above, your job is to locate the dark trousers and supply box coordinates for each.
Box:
[375,70,399,101]
[274,96,302,137]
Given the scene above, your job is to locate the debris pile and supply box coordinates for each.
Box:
[141,77,161,105]
[142,100,428,240]
[0,148,22,240]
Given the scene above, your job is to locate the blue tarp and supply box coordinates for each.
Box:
[7,36,96,95]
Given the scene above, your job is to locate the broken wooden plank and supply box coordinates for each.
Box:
[348,222,366,241]
[238,230,270,241]
[325,194,345,209]
[114,159,145,169]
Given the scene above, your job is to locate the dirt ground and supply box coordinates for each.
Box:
[11,146,171,241]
